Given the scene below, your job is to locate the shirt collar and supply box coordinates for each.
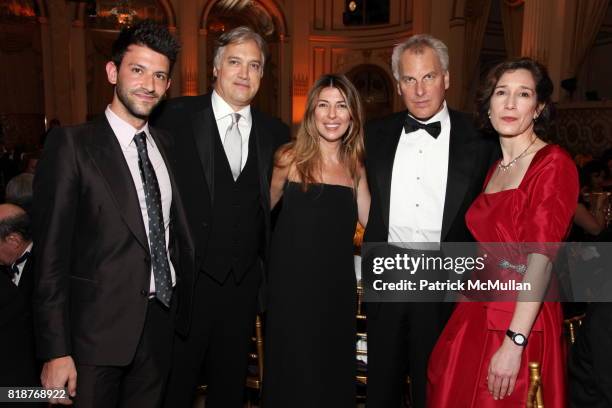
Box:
[12,242,32,268]
[105,105,153,150]
[408,100,449,125]
[211,90,252,125]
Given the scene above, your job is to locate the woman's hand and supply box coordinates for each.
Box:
[487,337,523,400]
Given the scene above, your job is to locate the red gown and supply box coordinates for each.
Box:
[427,144,578,407]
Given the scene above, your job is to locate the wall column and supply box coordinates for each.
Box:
[70,19,87,123]
[178,1,199,96]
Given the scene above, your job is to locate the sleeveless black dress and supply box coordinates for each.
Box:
[263,182,357,407]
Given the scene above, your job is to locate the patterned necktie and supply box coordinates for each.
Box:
[133,132,172,307]
[223,113,242,180]
[404,115,442,138]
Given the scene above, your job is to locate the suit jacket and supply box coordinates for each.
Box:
[0,254,40,387]
[0,254,34,327]
[150,94,289,325]
[31,116,194,366]
[364,108,500,244]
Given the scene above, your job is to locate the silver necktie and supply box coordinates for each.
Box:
[223,113,242,180]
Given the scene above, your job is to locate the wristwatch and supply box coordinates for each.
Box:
[506,329,528,346]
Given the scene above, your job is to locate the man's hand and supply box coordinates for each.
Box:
[41,355,77,405]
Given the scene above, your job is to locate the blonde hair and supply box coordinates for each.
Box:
[276,74,365,190]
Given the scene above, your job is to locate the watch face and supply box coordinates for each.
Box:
[514,334,526,345]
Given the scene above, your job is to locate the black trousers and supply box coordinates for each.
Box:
[0,312,44,408]
[569,302,612,408]
[366,301,452,408]
[73,298,175,408]
[163,268,260,408]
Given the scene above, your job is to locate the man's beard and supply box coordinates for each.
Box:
[116,83,160,120]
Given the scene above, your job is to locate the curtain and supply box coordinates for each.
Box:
[569,0,609,77]
[462,0,492,109]
[500,0,524,59]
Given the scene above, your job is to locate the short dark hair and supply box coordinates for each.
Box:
[476,57,554,137]
[111,20,180,73]
[580,159,607,188]
[0,212,31,242]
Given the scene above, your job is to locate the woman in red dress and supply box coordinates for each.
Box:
[427,58,578,407]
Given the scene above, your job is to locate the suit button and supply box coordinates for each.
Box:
[201,222,208,228]
[140,289,148,297]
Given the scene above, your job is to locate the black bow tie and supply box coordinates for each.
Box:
[404,115,442,138]
[11,251,30,275]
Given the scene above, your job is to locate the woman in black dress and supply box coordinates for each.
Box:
[262,74,370,407]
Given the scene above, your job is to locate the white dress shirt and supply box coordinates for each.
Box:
[105,106,176,292]
[11,242,33,286]
[211,90,252,170]
[388,102,451,243]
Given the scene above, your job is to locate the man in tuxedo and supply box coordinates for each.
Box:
[0,204,37,388]
[569,303,612,407]
[32,21,192,407]
[364,34,499,407]
[151,26,289,408]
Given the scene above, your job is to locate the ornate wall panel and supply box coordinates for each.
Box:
[312,47,326,82]
[550,102,612,157]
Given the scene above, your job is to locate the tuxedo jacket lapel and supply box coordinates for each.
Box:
[87,117,149,252]
[252,112,273,213]
[440,111,477,241]
[191,103,217,204]
[17,258,34,297]
[149,127,178,224]
[378,113,405,231]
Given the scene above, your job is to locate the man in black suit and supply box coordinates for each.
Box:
[0,204,37,388]
[151,26,289,408]
[364,34,498,407]
[32,21,192,407]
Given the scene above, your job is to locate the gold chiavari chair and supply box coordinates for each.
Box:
[245,314,265,407]
[353,223,412,406]
[526,362,544,408]
[564,313,586,345]
[194,314,264,408]
[355,279,412,407]
[356,281,368,396]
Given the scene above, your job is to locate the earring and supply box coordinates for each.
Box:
[487,111,491,118]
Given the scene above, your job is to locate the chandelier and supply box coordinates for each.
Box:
[109,0,137,26]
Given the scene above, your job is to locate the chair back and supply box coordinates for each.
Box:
[526,361,544,408]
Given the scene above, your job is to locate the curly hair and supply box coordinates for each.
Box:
[112,19,180,72]
[475,57,554,137]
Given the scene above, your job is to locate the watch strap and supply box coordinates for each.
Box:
[506,329,528,346]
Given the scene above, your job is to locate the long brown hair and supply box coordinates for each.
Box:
[277,74,365,190]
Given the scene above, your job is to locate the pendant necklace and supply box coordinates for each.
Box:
[498,136,537,172]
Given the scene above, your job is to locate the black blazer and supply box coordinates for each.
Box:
[31,116,194,366]
[0,256,40,387]
[364,108,500,244]
[151,94,289,286]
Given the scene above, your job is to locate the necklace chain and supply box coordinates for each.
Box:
[498,137,537,172]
